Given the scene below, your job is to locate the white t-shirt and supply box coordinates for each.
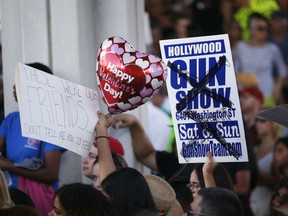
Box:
[147,102,172,151]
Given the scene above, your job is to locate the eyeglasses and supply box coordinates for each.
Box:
[187,210,210,216]
[186,182,200,191]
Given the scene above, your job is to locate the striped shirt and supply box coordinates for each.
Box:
[233,41,286,97]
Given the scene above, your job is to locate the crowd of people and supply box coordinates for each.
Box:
[0,0,287,216]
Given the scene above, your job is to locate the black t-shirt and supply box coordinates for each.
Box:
[156,151,195,183]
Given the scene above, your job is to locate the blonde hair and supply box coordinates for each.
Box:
[271,121,282,140]
[0,170,14,209]
[236,72,259,89]
[259,107,283,140]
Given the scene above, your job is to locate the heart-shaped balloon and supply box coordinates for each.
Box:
[96,36,167,114]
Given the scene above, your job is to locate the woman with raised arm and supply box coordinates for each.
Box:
[95,112,156,216]
[188,152,234,201]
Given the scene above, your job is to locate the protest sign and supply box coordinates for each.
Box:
[159,34,248,163]
[15,63,100,157]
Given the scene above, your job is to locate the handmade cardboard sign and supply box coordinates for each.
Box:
[15,63,100,157]
[159,34,248,163]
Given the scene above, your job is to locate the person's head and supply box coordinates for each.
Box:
[173,14,192,38]
[82,145,98,178]
[239,86,264,117]
[248,12,269,41]
[255,114,281,140]
[49,183,114,216]
[274,137,288,174]
[271,179,288,214]
[91,153,128,190]
[101,167,155,216]
[13,62,53,102]
[9,188,35,207]
[0,205,40,216]
[0,170,14,209]
[189,187,244,216]
[82,136,124,178]
[189,163,234,199]
[144,174,184,216]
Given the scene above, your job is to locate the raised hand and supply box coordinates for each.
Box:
[202,151,218,175]
[112,113,137,129]
[202,151,218,188]
[96,111,113,136]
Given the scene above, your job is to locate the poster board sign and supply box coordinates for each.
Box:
[159,34,248,163]
[15,63,100,157]
[258,104,288,127]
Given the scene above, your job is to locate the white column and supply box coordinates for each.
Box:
[49,0,98,185]
[1,0,50,114]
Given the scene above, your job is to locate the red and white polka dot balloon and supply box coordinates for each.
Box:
[96,36,167,114]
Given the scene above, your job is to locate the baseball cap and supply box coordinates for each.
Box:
[93,136,125,156]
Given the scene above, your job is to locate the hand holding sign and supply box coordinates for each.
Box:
[96,36,167,114]
[15,63,100,157]
[159,34,248,163]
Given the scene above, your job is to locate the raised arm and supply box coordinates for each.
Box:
[202,152,217,187]
[95,111,116,182]
[113,113,158,171]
